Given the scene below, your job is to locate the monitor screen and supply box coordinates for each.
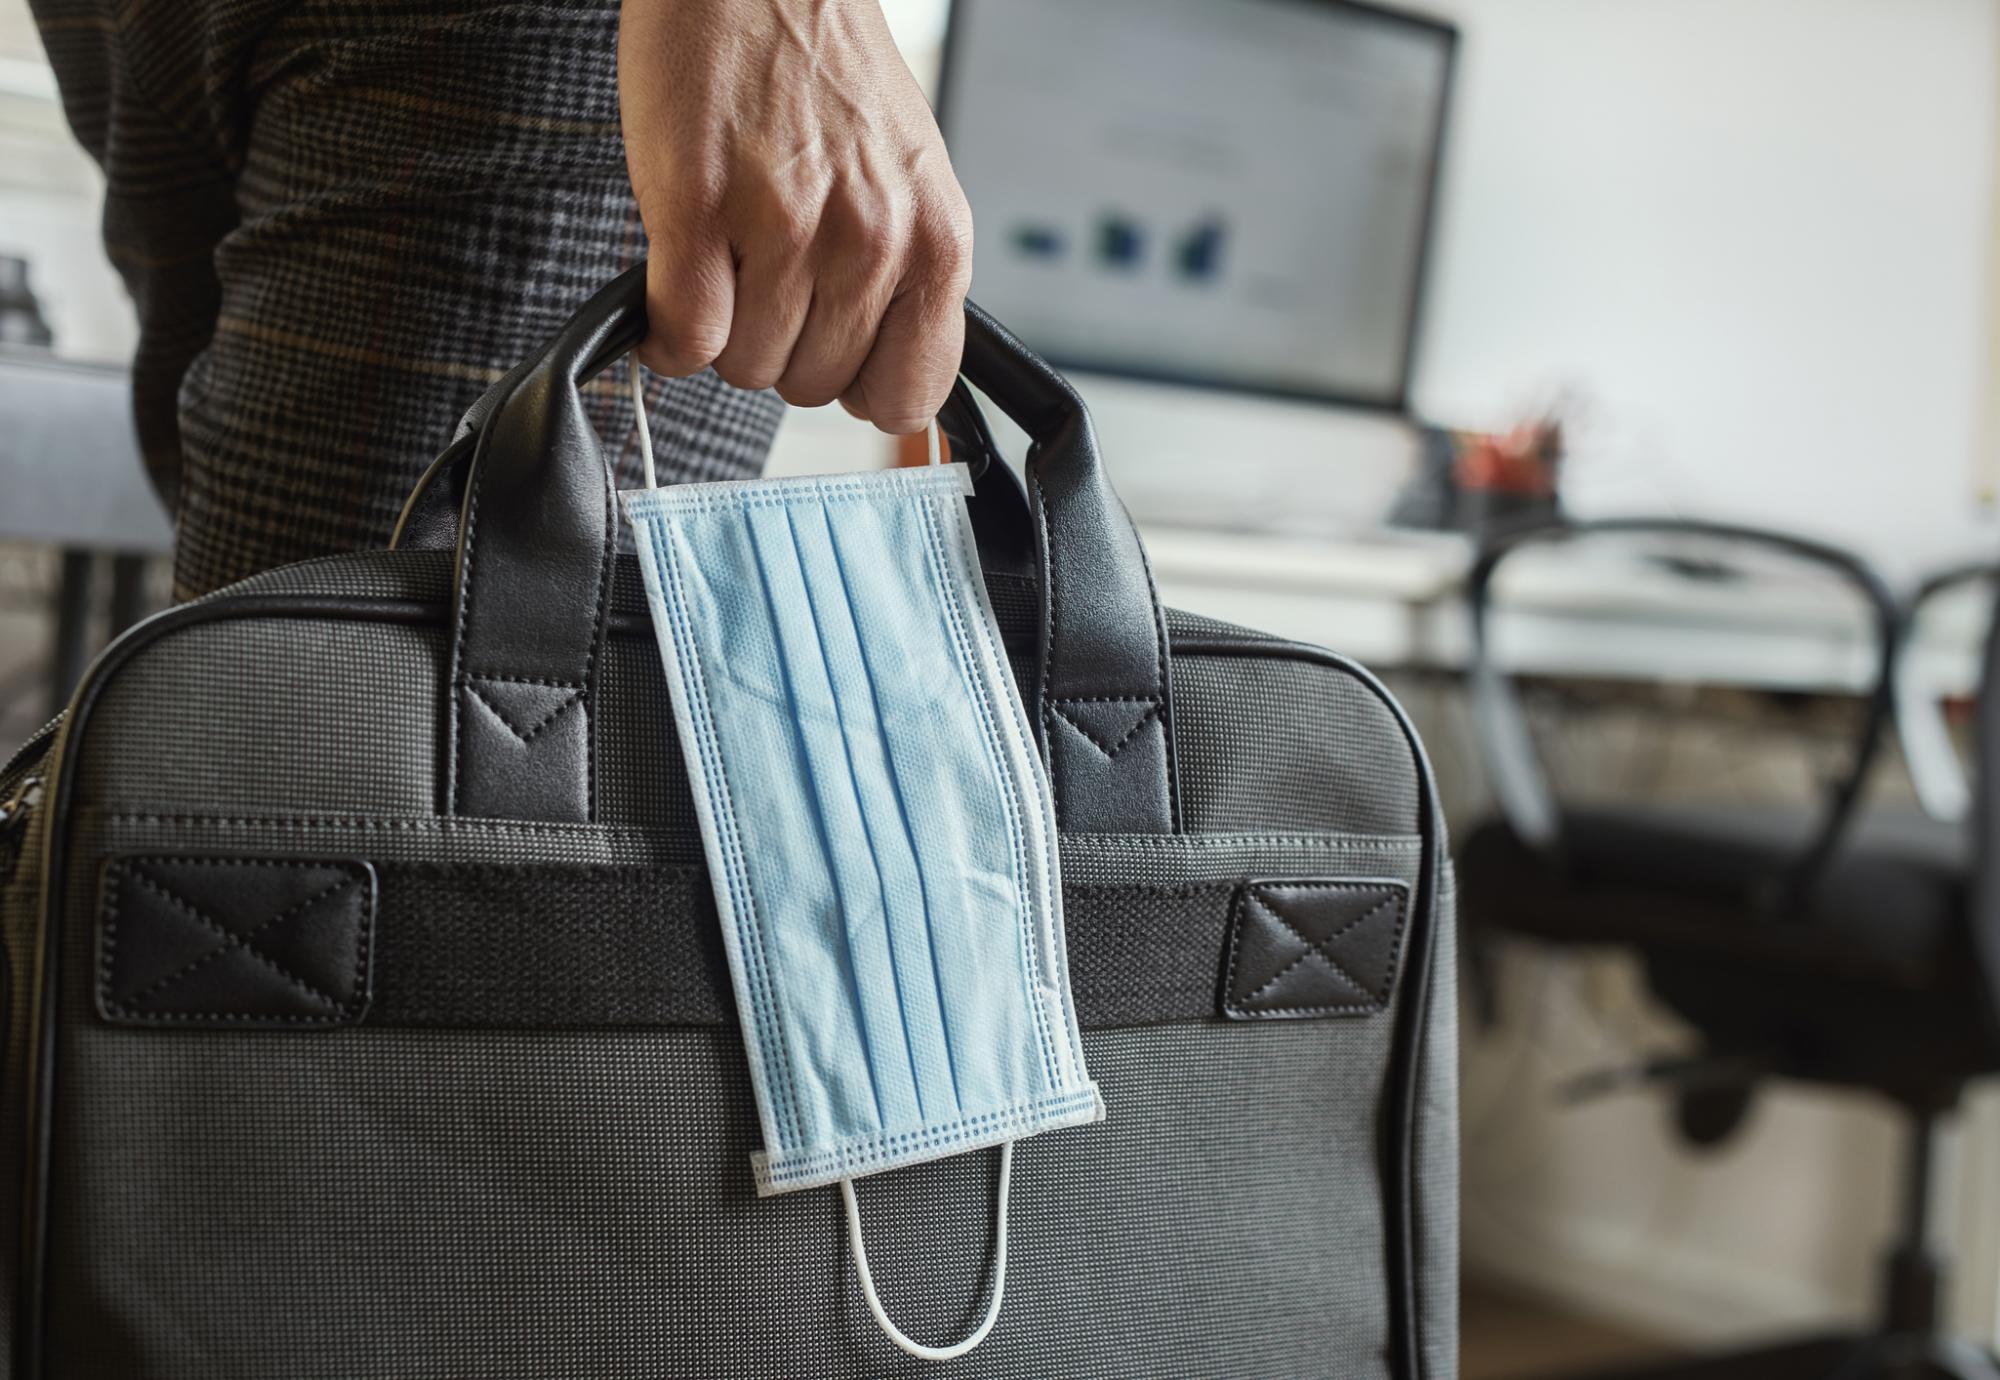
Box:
[937,0,1455,410]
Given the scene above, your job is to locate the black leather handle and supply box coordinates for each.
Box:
[954,300,1179,831]
[440,270,643,820]
[433,263,1178,832]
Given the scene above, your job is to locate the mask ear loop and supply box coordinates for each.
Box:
[839,1140,1013,1363]
[634,354,978,1357]
[629,355,660,490]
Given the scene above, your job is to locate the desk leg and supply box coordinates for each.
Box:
[48,549,95,719]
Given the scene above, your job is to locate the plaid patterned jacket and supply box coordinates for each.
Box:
[31,0,783,600]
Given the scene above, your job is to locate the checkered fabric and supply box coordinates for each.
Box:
[30,0,784,600]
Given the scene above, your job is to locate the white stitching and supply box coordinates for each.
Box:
[108,864,365,1016]
[462,681,583,745]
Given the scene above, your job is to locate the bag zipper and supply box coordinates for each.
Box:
[1,773,45,840]
[1,715,62,789]
[1,716,61,877]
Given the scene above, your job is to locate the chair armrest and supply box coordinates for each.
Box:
[1897,562,1997,823]
[1465,517,1901,892]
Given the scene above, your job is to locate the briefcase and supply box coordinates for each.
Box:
[0,267,1456,1378]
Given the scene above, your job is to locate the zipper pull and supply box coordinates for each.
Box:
[0,776,44,837]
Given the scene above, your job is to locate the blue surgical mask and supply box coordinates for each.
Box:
[620,388,1103,1360]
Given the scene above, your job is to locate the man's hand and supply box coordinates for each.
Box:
[619,0,972,434]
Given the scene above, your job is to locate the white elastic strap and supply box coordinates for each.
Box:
[925,417,942,467]
[839,1140,1013,1363]
[629,354,659,490]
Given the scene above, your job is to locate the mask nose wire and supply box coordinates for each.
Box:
[630,354,942,488]
[840,1140,1014,1363]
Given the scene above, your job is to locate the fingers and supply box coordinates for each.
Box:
[637,167,972,430]
[773,191,903,409]
[634,226,736,378]
[846,199,973,434]
[710,243,814,393]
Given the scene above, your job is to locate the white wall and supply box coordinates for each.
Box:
[0,13,135,364]
[1414,0,2000,580]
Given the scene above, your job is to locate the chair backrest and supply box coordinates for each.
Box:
[1964,574,2000,1053]
[1897,563,1996,822]
[1466,517,1901,898]
[1893,563,2000,1056]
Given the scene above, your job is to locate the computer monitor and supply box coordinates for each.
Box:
[936,0,1456,412]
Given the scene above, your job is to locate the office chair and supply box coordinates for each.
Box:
[1896,563,1996,826]
[1457,519,1998,1380]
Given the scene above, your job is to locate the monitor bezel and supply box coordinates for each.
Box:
[933,0,1459,416]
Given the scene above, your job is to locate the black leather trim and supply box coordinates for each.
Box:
[391,340,556,553]
[962,300,1180,833]
[444,271,642,823]
[97,855,376,1028]
[1173,634,1444,1380]
[405,379,1040,590]
[387,431,475,553]
[1221,878,1409,1020]
[946,387,1038,585]
[936,377,1005,481]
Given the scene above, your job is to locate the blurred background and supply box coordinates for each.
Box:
[6,1,2000,1376]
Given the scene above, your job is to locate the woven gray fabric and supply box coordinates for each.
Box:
[597,630,703,836]
[192,550,454,604]
[77,616,442,819]
[1172,652,1422,835]
[1159,607,1282,644]
[1059,832,1424,887]
[48,1019,1394,1379]
[29,0,783,599]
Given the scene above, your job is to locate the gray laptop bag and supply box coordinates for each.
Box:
[0,268,1456,1378]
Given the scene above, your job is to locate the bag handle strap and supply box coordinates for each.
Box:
[423,263,1178,832]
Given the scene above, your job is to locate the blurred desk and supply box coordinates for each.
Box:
[0,350,171,715]
[1144,528,1980,697]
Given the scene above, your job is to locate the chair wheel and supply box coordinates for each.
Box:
[1675,1082,1754,1148]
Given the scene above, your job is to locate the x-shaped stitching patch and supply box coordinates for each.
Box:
[118,864,368,1016]
[1239,891,1397,1007]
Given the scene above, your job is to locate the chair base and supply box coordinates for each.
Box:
[1543,1332,2000,1380]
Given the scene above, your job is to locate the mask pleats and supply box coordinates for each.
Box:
[622,464,1102,1198]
